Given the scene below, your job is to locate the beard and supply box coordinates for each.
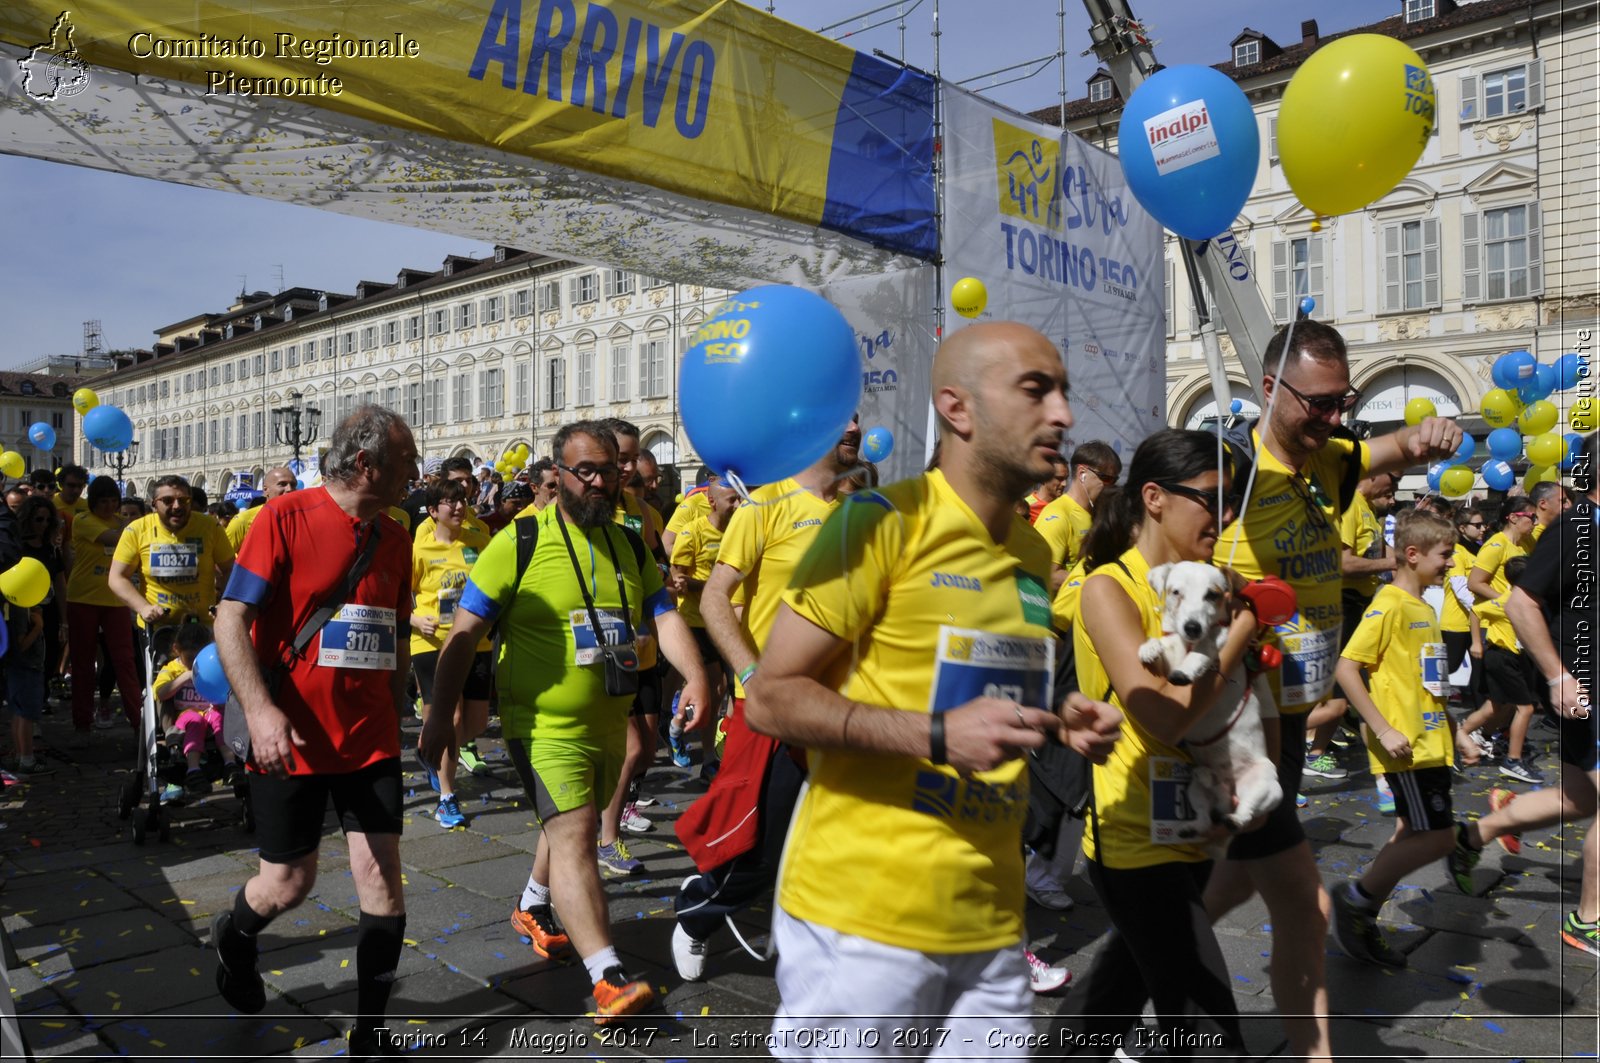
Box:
[561,481,617,527]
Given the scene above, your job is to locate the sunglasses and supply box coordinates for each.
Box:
[1278,379,1362,417]
[1287,475,1333,534]
[1156,481,1239,516]
[1088,468,1118,485]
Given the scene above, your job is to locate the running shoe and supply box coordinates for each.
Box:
[672,922,709,982]
[435,795,465,829]
[1376,776,1395,815]
[592,965,655,1023]
[620,802,652,834]
[1500,758,1546,785]
[1488,787,1522,855]
[211,911,266,1013]
[1331,884,1406,968]
[1025,949,1070,993]
[414,746,441,794]
[668,729,692,769]
[457,743,488,775]
[1296,792,1309,809]
[10,760,53,778]
[510,904,574,961]
[1446,823,1481,895]
[159,783,186,804]
[597,839,644,876]
[184,769,212,795]
[1302,752,1348,779]
[1562,912,1600,957]
[1025,884,1075,911]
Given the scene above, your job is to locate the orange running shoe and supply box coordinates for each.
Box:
[510,905,574,961]
[593,966,655,1023]
[1488,787,1522,855]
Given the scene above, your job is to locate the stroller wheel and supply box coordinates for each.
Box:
[131,817,147,845]
[117,777,140,820]
[239,798,255,834]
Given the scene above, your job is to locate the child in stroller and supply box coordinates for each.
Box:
[152,624,242,798]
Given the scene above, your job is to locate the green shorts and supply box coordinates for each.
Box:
[505,735,623,823]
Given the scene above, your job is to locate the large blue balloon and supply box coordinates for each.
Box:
[1481,459,1516,492]
[1426,462,1446,492]
[862,426,894,463]
[1117,66,1260,241]
[1492,349,1536,390]
[680,286,860,486]
[1560,433,1584,472]
[1556,352,1588,391]
[1453,433,1476,464]
[27,422,55,451]
[1517,363,1557,404]
[1486,427,1523,462]
[82,405,135,452]
[192,644,231,705]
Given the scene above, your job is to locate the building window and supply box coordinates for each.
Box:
[544,357,566,410]
[223,418,232,453]
[382,320,399,346]
[210,420,220,453]
[513,289,533,317]
[428,309,447,336]
[182,424,192,458]
[483,296,504,324]
[576,349,595,406]
[404,315,422,341]
[639,340,668,399]
[538,281,561,313]
[1233,40,1259,67]
[1463,204,1542,303]
[252,411,265,448]
[609,344,630,402]
[210,367,220,387]
[424,379,444,425]
[569,274,598,305]
[405,383,422,426]
[1165,258,1177,339]
[318,337,332,361]
[160,380,170,398]
[604,270,634,299]
[454,302,476,331]
[1381,218,1441,312]
[648,275,671,289]
[452,373,471,422]
[1460,62,1543,123]
[1088,78,1112,103]
[382,386,399,411]
[253,355,264,376]
[1404,0,1435,22]
[514,361,532,414]
[482,367,505,417]
[286,344,299,369]
[224,364,234,384]
[303,342,315,363]
[1271,236,1325,323]
[237,414,247,450]
[342,331,356,355]
[1268,118,1278,163]
[237,358,249,381]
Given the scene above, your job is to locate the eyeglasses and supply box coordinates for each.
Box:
[1156,481,1239,517]
[1277,379,1362,417]
[1462,521,1485,529]
[557,462,620,484]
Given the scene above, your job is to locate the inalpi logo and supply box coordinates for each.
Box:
[1146,103,1210,147]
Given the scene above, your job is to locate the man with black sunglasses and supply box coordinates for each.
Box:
[1204,319,1463,1062]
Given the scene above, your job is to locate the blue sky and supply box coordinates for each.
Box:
[0,0,1399,365]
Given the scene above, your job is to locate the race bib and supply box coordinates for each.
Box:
[927,626,1053,714]
[1420,641,1449,697]
[1149,756,1201,845]
[1277,623,1337,706]
[318,604,398,670]
[570,608,633,666]
[149,542,200,582]
[437,585,460,626]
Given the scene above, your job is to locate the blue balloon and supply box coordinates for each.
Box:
[1228,398,1243,414]
[1453,433,1476,464]
[1299,296,1316,317]
[1560,433,1584,472]
[1117,66,1260,241]
[1517,363,1557,403]
[82,405,135,452]
[1482,459,1516,492]
[1486,427,1522,462]
[862,426,894,463]
[1556,352,1588,391]
[192,644,231,705]
[1426,462,1446,492]
[1492,349,1536,390]
[27,422,55,451]
[680,286,861,486]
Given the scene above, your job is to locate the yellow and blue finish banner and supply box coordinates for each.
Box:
[0,0,936,257]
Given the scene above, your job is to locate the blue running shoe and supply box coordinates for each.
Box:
[436,794,465,829]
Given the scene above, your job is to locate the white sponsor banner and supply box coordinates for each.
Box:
[942,87,1167,465]
[1144,101,1219,176]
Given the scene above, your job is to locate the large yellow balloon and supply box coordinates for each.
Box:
[0,452,23,480]
[0,558,50,608]
[1524,464,1559,492]
[1279,35,1436,216]
[1404,397,1437,426]
[1480,389,1521,428]
[1440,465,1474,498]
[1518,399,1558,436]
[1572,397,1599,433]
[951,277,987,319]
[1526,432,1564,467]
[72,388,99,416]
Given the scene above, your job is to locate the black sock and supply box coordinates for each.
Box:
[1458,822,1483,853]
[231,888,273,938]
[354,912,406,1038]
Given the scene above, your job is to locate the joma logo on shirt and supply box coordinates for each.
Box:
[930,572,982,591]
[792,518,822,530]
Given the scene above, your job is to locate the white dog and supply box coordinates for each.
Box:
[1139,561,1282,840]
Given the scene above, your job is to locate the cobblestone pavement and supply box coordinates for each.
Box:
[0,706,1592,1060]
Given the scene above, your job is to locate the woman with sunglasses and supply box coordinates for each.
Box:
[1050,429,1260,1057]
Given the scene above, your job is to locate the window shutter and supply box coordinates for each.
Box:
[1526,202,1543,295]
[568,277,580,304]
[1526,59,1544,111]
[1268,118,1278,162]
[1422,218,1441,308]
[1308,236,1325,310]
[1461,212,1481,303]
[639,344,649,396]
[1458,74,1478,123]
[1271,240,1289,323]
[1382,224,1402,313]
[1165,258,1176,338]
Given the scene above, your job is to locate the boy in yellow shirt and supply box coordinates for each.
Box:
[1331,510,1459,968]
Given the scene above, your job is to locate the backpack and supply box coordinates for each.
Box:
[1217,418,1364,514]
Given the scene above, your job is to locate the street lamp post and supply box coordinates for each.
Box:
[99,440,140,495]
[272,391,321,471]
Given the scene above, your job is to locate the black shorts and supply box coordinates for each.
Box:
[250,757,404,864]
[691,626,733,682]
[1561,711,1599,772]
[1483,645,1538,706]
[1226,711,1308,861]
[630,659,662,717]
[412,649,494,705]
[1443,630,1486,704]
[1388,767,1454,831]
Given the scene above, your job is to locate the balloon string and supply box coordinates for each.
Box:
[1224,295,1304,571]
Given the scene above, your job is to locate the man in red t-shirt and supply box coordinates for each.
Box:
[210,406,417,1059]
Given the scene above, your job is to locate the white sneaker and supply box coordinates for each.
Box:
[620,802,653,834]
[672,922,709,982]
[1025,949,1069,993]
[1025,884,1075,911]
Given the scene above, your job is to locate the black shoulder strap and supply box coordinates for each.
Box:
[616,523,649,575]
[513,514,540,587]
[1331,427,1363,513]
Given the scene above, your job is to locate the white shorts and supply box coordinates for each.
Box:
[770,906,1035,1060]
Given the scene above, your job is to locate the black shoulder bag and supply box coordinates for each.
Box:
[223,524,383,762]
[554,510,640,697]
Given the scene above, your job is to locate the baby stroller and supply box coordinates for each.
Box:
[116,620,253,842]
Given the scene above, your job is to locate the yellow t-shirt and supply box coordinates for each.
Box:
[1475,589,1520,653]
[717,478,841,698]
[1472,532,1528,599]
[226,505,264,552]
[778,469,1056,953]
[410,526,492,655]
[67,511,124,607]
[387,506,412,532]
[112,513,234,624]
[1341,584,1453,775]
[612,494,662,666]
[1036,493,1093,570]
[1340,492,1385,599]
[1530,521,1546,545]
[153,657,216,712]
[1440,543,1476,635]
[54,492,89,551]
[1075,548,1210,870]
[665,489,712,539]
[1050,557,1089,634]
[1217,432,1366,713]
[414,511,488,542]
[668,514,725,629]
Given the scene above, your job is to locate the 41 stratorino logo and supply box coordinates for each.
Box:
[18,11,90,101]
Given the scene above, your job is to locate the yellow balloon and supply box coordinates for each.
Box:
[1523,464,1559,492]
[1404,397,1437,426]
[72,388,99,416]
[1279,35,1435,216]
[1518,399,1558,436]
[0,452,23,480]
[1526,432,1564,467]
[675,492,686,504]
[1440,465,1474,498]
[951,276,987,319]
[1480,389,1521,428]
[1572,397,1599,433]
[0,557,50,608]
